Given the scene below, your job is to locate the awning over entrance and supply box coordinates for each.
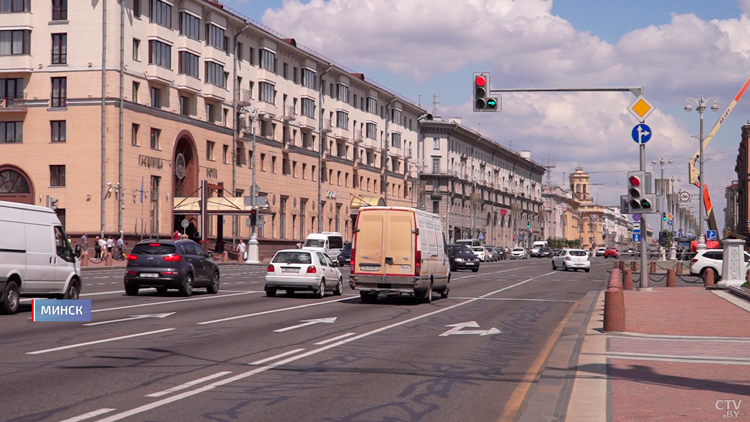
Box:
[349,196,384,214]
[173,196,257,215]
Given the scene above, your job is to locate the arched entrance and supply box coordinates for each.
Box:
[172,131,199,235]
[0,165,34,204]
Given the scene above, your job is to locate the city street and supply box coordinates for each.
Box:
[0,258,609,422]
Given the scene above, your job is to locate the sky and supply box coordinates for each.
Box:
[222,0,750,234]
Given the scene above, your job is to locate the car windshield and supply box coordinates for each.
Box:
[132,243,176,255]
[304,239,325,248]
[457,246,472,254]
[472,247,484,252]
[328,236,343,249]
[570,250,588,256]
[342,242,352,251]
[513,248,524,252]
[272,251,313,264]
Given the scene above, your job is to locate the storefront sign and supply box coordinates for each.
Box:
[326,190,338,199]
[138,155,163,171]
[206,168,218,179]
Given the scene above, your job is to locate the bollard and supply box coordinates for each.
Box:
[619,260,625,271]
[609,269,623,289]
[677,262,683,274]
[104,252,112,267]
[221,251,229,262]
[704,269,715,288]
[79,251,88,267]
[666,268,677,287]
[613,261,619,269]
[237,252,244,263]
[631,261,637,272]
[603,287,626,332]
[623,268,634,290]
[649,261,656,274]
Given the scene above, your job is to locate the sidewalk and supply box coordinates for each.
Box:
[565,287,750,422]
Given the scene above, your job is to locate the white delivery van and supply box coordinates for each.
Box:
[349,207,450,303]
[302,231,345,260]
[0,200,82,314]
[531,240,548,257]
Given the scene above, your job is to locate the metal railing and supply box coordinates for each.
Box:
[0,94,28,110]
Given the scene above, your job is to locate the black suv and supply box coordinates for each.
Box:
[124,240,220,296]
[538,247,552,258]
[447,244,481,272]
[338,242,352,266]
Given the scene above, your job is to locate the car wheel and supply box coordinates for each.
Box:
[316,278,326,298]
[63,279,80,300]
[0,280,20,314]
[422,281,433,304]
[472,267,479,272]
[265,287,277,297]
[178,273,193,297]
[206,270,220,294]
[360,291,377,303]
[585,268,590,273]
[286,289,295,296]
[334,277,343,296]
[562,263,568,271]
[551,261,556,270]
[125,284,139,296]
[441,277,450,299]
[156,287,168,294]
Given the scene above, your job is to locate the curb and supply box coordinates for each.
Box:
[515,290,600,422]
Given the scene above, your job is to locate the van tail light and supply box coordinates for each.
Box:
[351,245,356,273]
[267,264,274,272]
[127,271,137,275]
[163,255,182,262]
[127,254,138,261]
[415,249,421,276]
[691,258,698,263]
[307,265,317,274]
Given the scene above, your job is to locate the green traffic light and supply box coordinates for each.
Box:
[487,98,497,108]
[641,200,651,208]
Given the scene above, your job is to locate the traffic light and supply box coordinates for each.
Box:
[662,212,667,222]
[473,72,499,112]
[526,220,530,229]
[626,171,655,213]
[250,209,257,226]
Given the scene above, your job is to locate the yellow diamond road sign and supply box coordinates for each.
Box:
[628,95,655,122]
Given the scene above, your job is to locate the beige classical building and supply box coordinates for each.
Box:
[0,0,423,247]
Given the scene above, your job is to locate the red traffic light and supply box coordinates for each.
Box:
[475,76,486,87]
[628,176,640,187]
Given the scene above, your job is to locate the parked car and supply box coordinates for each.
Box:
[472,246,490,262]
[265,249,343,297]
[124,240,220,296]
[337,242,352,266]
[510,248,528,259]
[552,249,562,256]
[551,249,591,272]
[0,200,81,314]
[596,247,607,257]
[302,232,345,261]
[350,207,450,303]
[447,244,481,272]
[604,248,619,258]
[689,249,750,280]
[489,246,506,260]
[538,247,552,258]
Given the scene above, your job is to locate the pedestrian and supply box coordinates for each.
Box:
[98,236,107,258]
[117,235,125,256]
[106,236,114,254]
[238,239,247,259]
[296,242,302,249]
[94,236,102,259]
[174,230,181,240]
[81,233,88,254]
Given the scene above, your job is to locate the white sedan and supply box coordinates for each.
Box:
[510,248,528,259]
[265,249,343,297]
[551,249,591,272]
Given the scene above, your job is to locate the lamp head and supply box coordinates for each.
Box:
[684,103,692,112]
[711,102,719,111]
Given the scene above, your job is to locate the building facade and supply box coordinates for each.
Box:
[725,181,739,234]
[0,0,423,246]
[418,119,546,247]
[735,123,750,236]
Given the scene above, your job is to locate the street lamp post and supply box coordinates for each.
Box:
[651,156,672,232]
[240,105,266,264]
[684,96,718,250]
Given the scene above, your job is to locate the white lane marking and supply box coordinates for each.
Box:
[453,266,536,280]
[273,317,337,333]
[58,408,116,422]
[439,321,500,337]
[94,272,555,422]
[198,296,352,325]
[450,297,576,303]
[92,292,260,313]
[314,332,356,345]
[84,313,175,327]
[249,348,306,366]
[20,290,126,302]
[145,371,233,398]
[27,329,175,355]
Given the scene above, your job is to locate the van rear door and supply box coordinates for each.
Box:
[354,210,385,275]
[383,211,414,276]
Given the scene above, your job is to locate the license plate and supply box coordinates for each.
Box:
[140,273,159,278]
[281,268,299,273]
[466,262,474,266]
[360,265,380,272]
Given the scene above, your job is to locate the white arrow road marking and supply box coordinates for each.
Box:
[439,321,501,337]
[58,408,116,422]
[273,317,337,333]
[83,313,176,327]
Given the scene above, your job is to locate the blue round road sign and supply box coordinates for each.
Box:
[631,124,652,144]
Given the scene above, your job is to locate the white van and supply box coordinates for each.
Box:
[0,201,82,314]
[349,207,450,303]
[302,232,344,260]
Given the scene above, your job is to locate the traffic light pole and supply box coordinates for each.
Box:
[640,144,649,289]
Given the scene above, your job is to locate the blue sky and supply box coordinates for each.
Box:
[225,0,750,232]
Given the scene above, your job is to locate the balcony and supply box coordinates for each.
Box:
[353,130,363,143]
[238,89,252,106]
[0,95,28,113]
[322,119,333,134]
[0,55,33,73]
[255,102,278,119]
[175,74,201,94]
[0,13,32,29]
[282,105,296,121]
[332,125,348,141]
[203,83,227,101]
[145,64,174,85]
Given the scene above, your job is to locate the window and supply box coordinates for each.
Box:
[391,108,402,124]
[249,47,255,65]
[132,38,140,60]
[366,97,377,113]
[150,128,160,149]
[178,51,199,78]
[272,156,277,173]
[150,86,160,108]
[131,123,139,146]
[236,42,243,60]
[133,0,140,18]
[149,0,171,28]
[259,49,275,71]
[222,144,228,163]
[259,82,275,104]
[206,103,215,122]
[148,40,171,68]
[260,153,266,171]
[336,111,348,129]
[301,98,315,118]
[0,121,22,143]
[206,141,214,160]
[283,63,288,79]
[433,137,439,150]
[391,132,401,148]
[1,0,30,13]
[365,122,376,139]
[205,61,226,87]
[301,68,316,89]
[336,84,348,102]
[51,77,66,107]
[179,95,188,115]
[0,30,31,55]
[49,33,67,65]
[51,120,66,142]
[279,196,287,238]
[50,165,65,187]
[132,81,139,102]
[293,67,299,84]
[206,24,225,50]
[179,12,200,40]
[432,157,440,174]
[282,157,290,175]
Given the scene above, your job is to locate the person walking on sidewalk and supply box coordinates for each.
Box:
[117,235,125,257]
[106,236,114,254]
[94,236,102,259]
[238,239,247,260]
[98,236,107,258]
[81,233,88,254]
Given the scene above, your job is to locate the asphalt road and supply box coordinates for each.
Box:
[0,257,610,422]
